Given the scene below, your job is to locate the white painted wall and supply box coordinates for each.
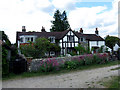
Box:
[75,43,78,47]
[89,41,105,50]
[75,36,78,41]
[113,44,120,51]
[63,36,67,41]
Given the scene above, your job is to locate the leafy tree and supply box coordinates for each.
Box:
[20,38,61,58]
[105,35,120,52]
[50,10,70,32]
[74,44,86,55]
[20,38,50,58]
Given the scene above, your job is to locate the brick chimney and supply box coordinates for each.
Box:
[95,28,99,35]
[80,28,83,33]
[41,26,46,32]
[22,26,26,32]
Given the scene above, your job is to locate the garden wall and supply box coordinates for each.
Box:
[29,53,109,72]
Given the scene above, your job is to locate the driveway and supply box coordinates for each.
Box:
[2,65,119,88]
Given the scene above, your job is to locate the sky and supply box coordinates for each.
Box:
[0,0,119,43]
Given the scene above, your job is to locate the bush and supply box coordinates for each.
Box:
[64,61,78,69]
[2,47,9,76]
[93,54,101,64]
[84,54,93,65]
[84,57,92,65]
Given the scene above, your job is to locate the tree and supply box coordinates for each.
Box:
[50,10,70,32]
[74,44,86,55]
[20,38,50,58]
[20,38,61,58]
[105,35,120,52]
[2,31,11,76]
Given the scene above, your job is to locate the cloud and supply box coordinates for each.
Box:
[0,0,53,43]
[68,6,107,28]
[68,0,118,38]
[52,0,76,10]
[0,0,119,43]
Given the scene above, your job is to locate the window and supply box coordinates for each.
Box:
[68,36,74,42]
[45,52,49,56]
[50,51,55,56]
[31,37,33,42]
[81,38,83,42]
[49,37,55,43]
[20,37,23,42]
[25,37,30,43]
[97,41,98,45]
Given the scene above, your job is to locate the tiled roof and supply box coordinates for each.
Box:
[83,34,105,41]
[16,29,104,42]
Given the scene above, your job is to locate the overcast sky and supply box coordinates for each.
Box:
[0,0,119,43]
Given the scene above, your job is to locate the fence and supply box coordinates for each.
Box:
[9,59,27,74]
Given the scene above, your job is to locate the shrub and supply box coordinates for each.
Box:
[84,54,93,65]
[64,61,78,69]
[93,54,101,64]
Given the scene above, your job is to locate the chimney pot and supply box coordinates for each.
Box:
[41,26,46,32]
[80,28,83,33]
[95,27,99,35]
[22,26,26,32]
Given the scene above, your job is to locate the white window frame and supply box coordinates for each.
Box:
[49,36,55,43]
[50,51,55,56]
[19,35,37,43]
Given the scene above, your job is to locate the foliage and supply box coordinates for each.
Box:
[2,31,11,45]
[68,51,76,56]
[74,44,86,55]
[105,35,120,51]
[64,61,78,69]
[20,38,49,58]
[20,38,61,58]
[2,47,9,75]
[2,31,11,76]
[30,58,62,72]
[20,44,36,58]
[50,10,70,32]
[98,45,104,53]
[28,53,109,73]
[3,60,119,80]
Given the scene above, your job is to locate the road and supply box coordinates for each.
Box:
[2,65,119,88]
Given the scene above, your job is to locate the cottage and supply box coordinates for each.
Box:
[16,26,105,56]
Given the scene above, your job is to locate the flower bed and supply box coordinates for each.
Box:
[29,53,109,72]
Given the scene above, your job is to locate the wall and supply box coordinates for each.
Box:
[89,41,105,50]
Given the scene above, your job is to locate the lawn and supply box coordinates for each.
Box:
[2,60,120,81]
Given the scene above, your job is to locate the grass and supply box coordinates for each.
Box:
[111,67,120,70]
[2,60,120,81]
[102,76,120,89]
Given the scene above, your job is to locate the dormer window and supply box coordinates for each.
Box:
[49,36,55,43]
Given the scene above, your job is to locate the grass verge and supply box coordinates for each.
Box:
[111,67,120,70]
[102,76,120,89]
[2,60,120,81]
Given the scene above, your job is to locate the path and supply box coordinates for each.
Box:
[2,65,119,88]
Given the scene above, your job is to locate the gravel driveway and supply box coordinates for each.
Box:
[2,65,119,88]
